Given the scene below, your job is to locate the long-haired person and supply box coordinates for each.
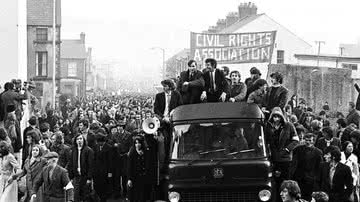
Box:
[341,141,359,201]
[227,70,247,102]
[279,180,307,202]
[13,144,47,202]
[127,136,154,202]
[68,134,94,202]
[0,141,19,202]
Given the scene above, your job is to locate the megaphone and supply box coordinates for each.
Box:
[142,117,161,134]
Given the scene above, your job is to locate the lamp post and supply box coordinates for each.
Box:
[52,0,56,109]
[151,47,165,79]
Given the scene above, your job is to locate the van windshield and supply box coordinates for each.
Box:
[171,121,266,160]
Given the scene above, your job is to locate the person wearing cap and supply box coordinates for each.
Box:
[200,58,229,102]
[93,128,114,202]
[244,67,262,99]
[31,151,74,202]
[177,59,205,104]
[111,122,132,198]
[247,79,268,107]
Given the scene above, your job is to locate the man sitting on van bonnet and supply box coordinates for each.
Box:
[265,107,299,187]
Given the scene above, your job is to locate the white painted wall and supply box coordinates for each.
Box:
[219,14,312,80]
[0,0,27,88]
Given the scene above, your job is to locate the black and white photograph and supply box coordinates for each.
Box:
[1,0,360,201]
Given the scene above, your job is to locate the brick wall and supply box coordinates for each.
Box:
[267,64,353,114]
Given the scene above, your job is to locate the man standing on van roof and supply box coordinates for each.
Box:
[264,72,288,112]
[200,58,229,102]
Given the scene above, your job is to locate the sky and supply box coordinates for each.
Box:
[61,0,360,76]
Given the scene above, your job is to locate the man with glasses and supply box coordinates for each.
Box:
[177,59,204,104]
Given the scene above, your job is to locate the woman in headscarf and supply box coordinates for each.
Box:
[13,144,47,202]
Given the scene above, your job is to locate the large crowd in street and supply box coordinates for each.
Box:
[0,58,359,202]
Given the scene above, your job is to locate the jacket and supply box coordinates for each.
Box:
[346,109,360,128]
[154,90,183,118]
[265,107,299,162]
[264,85,288,111]
[32,165,74,201]
[228,82,247,101]
[202,69,229,97]
[177,70,205,104]
[317,162,353,202]
[68,145,94,180]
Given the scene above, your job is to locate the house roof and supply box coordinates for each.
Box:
[219,13,311,48]
[27,0,61,26]
[219,14,264,33]
[61,40,87,59]
[294,54,360,60]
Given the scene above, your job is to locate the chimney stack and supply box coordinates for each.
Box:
[225,12,239,27]
[80,32,85,44]
[238,2,257,19]
[216,19,227,30]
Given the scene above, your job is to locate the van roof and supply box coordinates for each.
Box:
[171,102,264,123]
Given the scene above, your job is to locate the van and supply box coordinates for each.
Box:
[168,102,275,202]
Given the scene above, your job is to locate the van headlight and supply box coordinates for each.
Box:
[258,190,271,201]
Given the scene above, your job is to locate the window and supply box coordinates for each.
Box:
[35,52,47,76]
[277,50,284,64]
[68,62,77,77]
[36,28,48,41]
[342,63,358,70]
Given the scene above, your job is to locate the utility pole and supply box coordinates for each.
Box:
[339,47,345,56]
[315,40,325,108]
[315,41,325,67]
[52,0,56,109]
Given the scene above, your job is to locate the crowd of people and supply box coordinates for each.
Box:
[0,57,358,202]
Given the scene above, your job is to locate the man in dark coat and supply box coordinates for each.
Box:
[318,148,353,202]
[0,82,28,122]
[68,134,94,202]
[200,58,229,102]
[154,79,183,121]
[31,152,74,202]
[289,133,323,201]
[346,101,360,128]
[177,59,204,104]
[154,79,182,168]
[264,72,288,112]
[355,83,360,110]
[93,129,114,202]
[265,107,299,195]
[245,67,262,99]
